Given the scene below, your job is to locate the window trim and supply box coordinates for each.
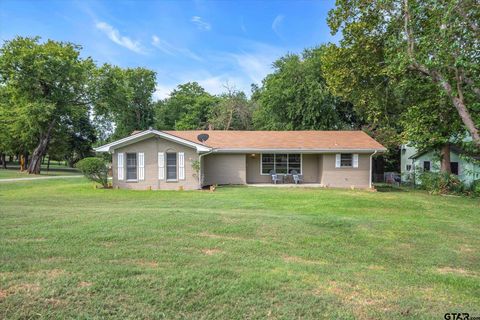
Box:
[166,152,178,182]
[125,152,138,182]
[260,153,303,175]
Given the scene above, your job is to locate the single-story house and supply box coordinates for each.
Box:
[94,129,386,190]
[401,143,480,185]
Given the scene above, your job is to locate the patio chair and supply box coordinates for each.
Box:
[269,170,283,184]
[290,170,304,184]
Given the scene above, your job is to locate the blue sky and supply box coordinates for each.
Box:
[0,0,338,99]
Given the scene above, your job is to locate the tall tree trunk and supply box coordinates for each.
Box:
[0,153,6,169]
[440,144,451,173]
[27,120,56,175]
[47,157,51,172]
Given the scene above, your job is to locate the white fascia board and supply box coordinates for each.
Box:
[94,129,211,153]
[212,148,386,154]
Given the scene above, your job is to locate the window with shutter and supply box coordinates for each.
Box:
[166,153,177,180]
[158,152,165,180]
[138,152,145,181]
[353,154,359,168]
[178,152,185,180]
[118,153,124,180]
[126,153,137,181]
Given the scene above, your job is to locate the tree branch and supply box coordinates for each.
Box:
[455,2,480,37]
[403,0,480,146]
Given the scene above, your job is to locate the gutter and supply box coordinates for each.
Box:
[369,150,378,189]
[210,148,387,154]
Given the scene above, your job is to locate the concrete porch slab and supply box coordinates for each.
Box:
[247,183,325,188]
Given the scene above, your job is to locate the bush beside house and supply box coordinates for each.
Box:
[76,157,109,188]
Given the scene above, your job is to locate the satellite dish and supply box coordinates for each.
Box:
[197,133,209,143]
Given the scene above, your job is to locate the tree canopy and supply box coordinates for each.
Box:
[327,0,480,148]
[0,37,93,173]
[253,47,361,130]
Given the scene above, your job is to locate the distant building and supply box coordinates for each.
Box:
[400,144,480,185]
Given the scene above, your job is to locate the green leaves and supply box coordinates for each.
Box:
[92,65,156,139]
[253,47,360,130]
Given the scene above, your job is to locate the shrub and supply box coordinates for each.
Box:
[76,157,109,188]
[418,171,465,195]
[467,179,480,196]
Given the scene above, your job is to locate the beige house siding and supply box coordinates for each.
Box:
[302,154,320,183]
[246,154,271,184]
[112,137,199,190]
[203,154,246,185]
[320,153,371,188]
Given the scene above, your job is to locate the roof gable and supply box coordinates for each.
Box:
[94,130,211,153]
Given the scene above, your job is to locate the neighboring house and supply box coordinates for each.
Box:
[94,129,386,190]
[400,144,480,185]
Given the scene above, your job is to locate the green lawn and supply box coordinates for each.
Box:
[0,164,80,179]
[0,179,479,319]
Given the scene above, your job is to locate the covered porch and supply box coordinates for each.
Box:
[201,152,372,189]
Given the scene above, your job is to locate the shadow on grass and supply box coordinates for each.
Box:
[374,183,412,193]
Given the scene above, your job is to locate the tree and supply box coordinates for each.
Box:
[208,85,253,130]
[155,82,218,130]
[93,65,156,139]
[0,37,93,174]
[253,47,361,130]
[400,76,464,172]
[328,0,480,147]
[47,111,97,167]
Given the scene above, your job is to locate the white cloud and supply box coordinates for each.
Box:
[151,35,203,61]
[96,21,145,54]
[228,43,283,85]
[240,16,247,33]
[191,16,211,31]
[153,84,175,100]
[272,14,285,38]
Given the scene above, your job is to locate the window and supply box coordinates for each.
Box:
[275,154,288,174]
[262,154,275,174]
[166,153,177,180]
[340,154,353,167]
[423,161,430,172]
[406,164,412,171]
[126,153,137,180]
[288,154,301,173]
[451,162,459,175]
[261,154,302,175]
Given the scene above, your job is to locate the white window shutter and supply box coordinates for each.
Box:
[138,152,145,180]
[117,153,124,180]
[158,152,165,180]
[335,154,341,168]
[353,154,359,168]
[179,152,185,180]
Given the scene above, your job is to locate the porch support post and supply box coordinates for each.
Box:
[369,150,378,189]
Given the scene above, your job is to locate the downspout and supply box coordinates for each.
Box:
[369,150,378,189]
[197,149,214,188]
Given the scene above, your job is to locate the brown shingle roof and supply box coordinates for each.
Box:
[164,130,386,151]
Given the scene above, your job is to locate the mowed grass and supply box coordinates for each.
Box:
[0,179,479,319]
[0,166,80,179]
